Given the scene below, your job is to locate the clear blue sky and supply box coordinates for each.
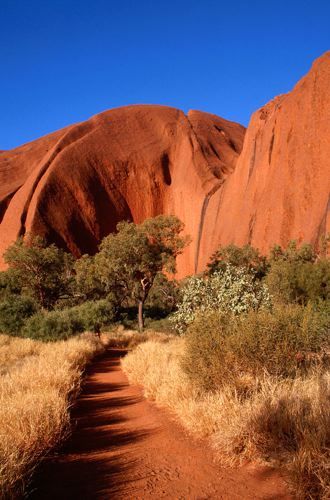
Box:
[1,0,329,150]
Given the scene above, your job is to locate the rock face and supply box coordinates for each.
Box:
[0,52,329,276]
[198,51,330,266]
[0,106,245,277]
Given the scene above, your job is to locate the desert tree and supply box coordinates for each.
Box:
[95,215,189,330]
[3,236,74,309]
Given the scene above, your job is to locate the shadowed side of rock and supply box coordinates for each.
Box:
[0,105,244,277]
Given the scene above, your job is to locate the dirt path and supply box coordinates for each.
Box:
[30,349,290,499]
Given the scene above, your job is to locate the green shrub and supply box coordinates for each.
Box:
[267,258,330,305]
[207,243,269,279]
[171,264,272,334]
[22,299,116,341]
[269,240,317,263]
[267,241,330,305]
[145,273,180,315]
[74,254,108,301]
[182,312,234,391]
[183,305,329,392]
[22,309,84,341]
[0,296,38,334]
[0,271,21,300]
[72,299,116,332]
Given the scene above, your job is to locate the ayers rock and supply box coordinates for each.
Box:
[0,106,245,277]
[0,52,329,277]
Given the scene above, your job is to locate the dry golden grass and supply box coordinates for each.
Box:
[0,333,107,499]
[104,327,174,349]
[0,335,41,375]
[122,338,330,499]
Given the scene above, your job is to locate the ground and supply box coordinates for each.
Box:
[30,349,290,499]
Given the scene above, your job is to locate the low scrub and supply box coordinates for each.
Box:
[22,309,84,341]
[0,296,37,335]
[122,335,330,499]
[183,305,329,391]
[171,265,271,334]
[22,300,116,341]
[207,243,269,279]
[266,257,330,305]
[71,299,116,332]
[0,333,107,498]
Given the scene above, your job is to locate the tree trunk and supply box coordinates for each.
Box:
[138,276,152,332]
[138,299,144,332]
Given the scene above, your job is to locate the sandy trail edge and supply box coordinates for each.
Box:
[29,349,291,499]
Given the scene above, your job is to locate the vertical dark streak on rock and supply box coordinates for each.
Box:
[194,195,211,274]
[194,183,222,274]
[315,195,330,249]
[184,112,240,274]
[269,128,275,165]
[248,214,256,245]
[248,138,257,180]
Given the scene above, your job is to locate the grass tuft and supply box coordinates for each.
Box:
[0,333,107,498]
[122,338,330,499]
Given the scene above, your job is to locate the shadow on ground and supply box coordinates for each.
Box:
[28,349,151,500]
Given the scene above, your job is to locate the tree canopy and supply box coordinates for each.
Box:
[3,236,74,309]
[207,243,269,279]
[92,215,189,329]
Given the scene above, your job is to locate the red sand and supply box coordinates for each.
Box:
[30,349,291,499]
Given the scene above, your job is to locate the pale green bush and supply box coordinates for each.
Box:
[171,264,271,334]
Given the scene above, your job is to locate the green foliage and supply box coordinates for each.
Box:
[0,296,38,334]
[94,215,189,329]
[171,264,271,334]
[0,270,21,300]
[183,305,329,391]
[182,312,234,392]
[0,217,188,336]
[3,228,327,347]
[267,241,329,304]
[96,216,188,297]
[22,299,116,341]
[145,272,179,315]
[22,309,83,341]
[4,236,74,309]
[71,299,116,332]
[117,305,173,332]
[207,241,329,307]
[207,244,269,279]
[74,254,107,301]
[269,240,317,263]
